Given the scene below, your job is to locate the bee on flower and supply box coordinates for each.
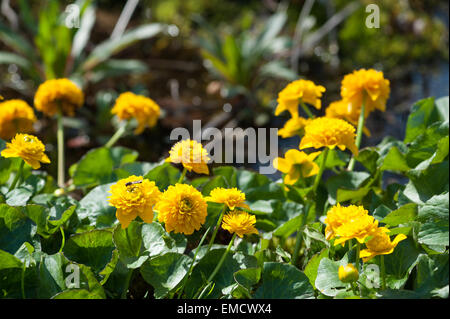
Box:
[108,175,161,229]
[0,99,37,140]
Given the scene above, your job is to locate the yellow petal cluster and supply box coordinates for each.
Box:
[155,183,208,235]
[108,175,161,229]
[278,116,311,138]
[325,204,378,245]
[111,92,161,134]
[1,133,50,169]
[340,68,390,116]
[299,117,358,155]
[325,100,371,137]
[221,210,258,238]
[0,99,37,140]
[359,227,407,262]
[338,263,359,283]
[34,78,84,117]
[205,187,250,210]
[274,149,320,185]
[166,139,210,175]
[275,79,325,117]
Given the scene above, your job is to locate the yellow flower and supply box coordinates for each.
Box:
[340,69,390,116]
[275,79,325,117]
[108,175,161,229]
[325,100,371,137]
[338,264,359,283]
[299,117,358,155]
[111,92,161,134]
[0,99,37,140]
[278,116,311,138]
[34,78,84,117]
[1,133,50,169]
[332,210,379,246]
[222,210,258,238]
[360,227,407,262]
[205,187,250,210]
[166,139,210,175]
[155,183,208,235]
[274,149,320,185]
[324,204,368,240]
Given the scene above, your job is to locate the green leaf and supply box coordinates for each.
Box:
[326,171,371,204]
[5,187,33,206]
[355,148,379,174]
[140,252,192,299]
[315,256,348,296]
[0,249,24,298]
[76,183,117,228]
[418,221,449,247]
[380,147,410,173]
[381,203,418,227]
[64,229,115,273]
[0,204,34,254]
[304,248,329,290]
[404,97,442,144]
[112,221,146,268]
[418,193,449,222]
[414,253,449,297]
[141,223,186,258]
[72,147,114,187]
[233,267,261,291]
[144,163,181,191]
[254,262,314,299]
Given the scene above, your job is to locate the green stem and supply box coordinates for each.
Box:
[9,160,24,192]
[206,204,227,253]
[105,122,128,149]
[312,148,329,194]
[300,101,314,119]
[355,241,361,272]
[380,255,386,290]
[347,96,366,171]
[290,202,310,266]
[178,227,211,299]
[59,227,66,253]
[121,227,134,299]
[196,233,237,299]
[57,112,65,188]
[177,167,187,184]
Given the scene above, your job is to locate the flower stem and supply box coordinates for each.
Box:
[21,264,26,299]
[121,227,134,299]
[355,241,361,272]
[206,204,227,253]
[312,148,329,194]
[177,167,187,184]
[9,160,24,192]
[347,96,366,171]
[57,112,65,188]
[177,227,211,299]
[380,255,386,290]
[196,233,237,299]
[300,101,314,119]
[290,202,310,266]
[59,227,66,253]
[105,122,128,149]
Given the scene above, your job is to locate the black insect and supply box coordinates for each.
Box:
[125,180,143,187]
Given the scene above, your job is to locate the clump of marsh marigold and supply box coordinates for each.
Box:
[166,139,210,175]
[111,92,161,134]
[274,149,320,185]
[108,175,161,229]
[1,133,50,169]
[222,210,258,238]
[340,68,390,117]
[324,204,378,246]
[34,78,84,117]
[278,116,311,138]
[205,187,250,210]
[155,184,208,235]
[0,99,37,140]
[275,79,325,118]
[359,227,407,262]
[299,117,358,155]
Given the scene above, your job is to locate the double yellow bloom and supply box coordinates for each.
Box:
[1,133,50,169]
[0,100,37,140]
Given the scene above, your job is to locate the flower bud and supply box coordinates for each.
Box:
[338,263,359,283]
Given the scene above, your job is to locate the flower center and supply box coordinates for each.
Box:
[179,197,193,213]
